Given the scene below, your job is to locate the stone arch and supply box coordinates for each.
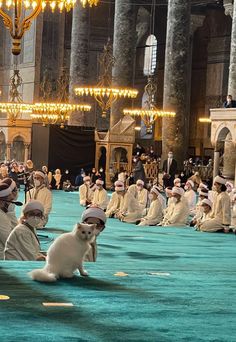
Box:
[143,34,157,76]
[10,135,25,162]
[111,147,128,173]
[0,131,6,161]
[98,146,106,170]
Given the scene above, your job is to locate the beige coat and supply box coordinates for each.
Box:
[92,188,109,210]
[200,192,231,232]
[119,192,142,223]
[163,197,189,226]
[79,184,94,206]
[138,198,163,226]
[106,192,121,217]
[0,209,12,259]
[4,223,40,261]
[27,186,52,226]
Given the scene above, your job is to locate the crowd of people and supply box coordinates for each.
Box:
[0,153,235,265]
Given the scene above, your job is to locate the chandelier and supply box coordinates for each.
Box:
[0,0,99,56]
[30,68,91,127]
[74,40,138,118]
[0,69,32,124]
[123,76,175,134]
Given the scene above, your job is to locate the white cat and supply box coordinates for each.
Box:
[29,223,96,282]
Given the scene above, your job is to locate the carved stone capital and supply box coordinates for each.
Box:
[223,0,233,17]
[190,15,205,35]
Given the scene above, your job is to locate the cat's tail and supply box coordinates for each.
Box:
[29,268,57,282]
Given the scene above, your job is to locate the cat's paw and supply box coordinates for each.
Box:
[80,270,89,277]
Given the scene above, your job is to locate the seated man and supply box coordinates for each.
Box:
[161,186,189,226]
[106,180,123,218]
[79,176,94,207]
[184,179,197,216]
[81,206,106,262]
[195,199,212,231]
[138,186,163,226]
[200,175,231,232]
[190,188,208,226]
[26,170,52,227]
[115,183,142,223]
[0,182,15,259]
[136,180,148,212]
[4,200,45,261]
[92,179,109,210]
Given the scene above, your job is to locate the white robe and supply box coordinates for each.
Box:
[138,198,163,226]
[184,189,197,215]
[92,188,109,210]
[6,203,18,230]
[231,204,236,227]
[4,223,40,261]
[106,192,121,217]
[26,186,52,226]
[163,197,189,226]
[137,188,148,211]
[200,192,231,232]
[0,209,12,259]
[119,192,142,223]
[79,184,94,206]
[196,210,212,230]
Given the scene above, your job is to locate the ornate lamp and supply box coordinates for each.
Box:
[123,76,175,134]
[74,40,138,118]
[30,68,91,127]
[0,68,32,124]
[0,0,99,55]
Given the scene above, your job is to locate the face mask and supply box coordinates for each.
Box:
[26,216,43,228]
[148,194,154,201]
[168,154,173,159]
[65,171,69,174]
[7,203,15,212]
[85,181,90,185]
[184,185,188,191]
[34,179,41,187]
[181,173,184,177]
[226,188,231,193]
[172,197,177,204]
[133,159,137,163]
[99,169,103,173]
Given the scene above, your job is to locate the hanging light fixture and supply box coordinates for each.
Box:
[123,76,175,134]
[74,40,138,118]
[0,0,99,56]
[30,68,91,127]
[0,68,33,124]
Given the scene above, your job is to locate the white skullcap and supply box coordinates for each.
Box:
[0,183,12,198]
[2,178,16,191]
[34,170,46,179]
[199,190,208,197]
[96,179,104,185]
[199,182,208,190]
[174,178,181,184]
[83,176,90,182]
[186,180,194,188]
[150,186,159,196]
[226,181,234,189]
[214,175,226,185]
[201,198,212,209]
[114,180,125,191]
[172,186,184,196]
[136,179,144,186]
[81,206,106,224]
[23,200,44,214]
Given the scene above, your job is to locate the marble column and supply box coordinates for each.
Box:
[6,143,11,161]
[222,133,236,178]
[213,150,220,179]
[228,1,236,97]
[162,0,191,168]
[69,3,90,126]
[110,0,137,128]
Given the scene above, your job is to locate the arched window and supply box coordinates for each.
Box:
[143,35,157,76]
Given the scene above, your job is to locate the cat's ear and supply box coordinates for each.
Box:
[76,223,81,230]
[89,224,97,231]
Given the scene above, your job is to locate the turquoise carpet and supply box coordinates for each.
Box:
[0,190,236,341]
